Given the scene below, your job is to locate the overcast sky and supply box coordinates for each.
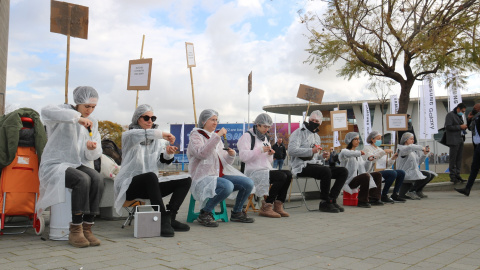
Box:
[6,0,480,131]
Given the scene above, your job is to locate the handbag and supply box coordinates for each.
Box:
[439,130,447,146]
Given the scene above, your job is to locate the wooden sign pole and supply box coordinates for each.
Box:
[135,35,146,109]
[64,4,72,104]
[189,67,198,127]
[304,100,312,122]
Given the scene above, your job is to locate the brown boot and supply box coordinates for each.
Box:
[273,200,290,217]
[82,222,101,246]
[68,223,89,248]
[259,201,281,218]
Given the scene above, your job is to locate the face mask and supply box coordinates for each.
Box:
[408,119,412,123]
[305,121,320,133]
[375,140,382,147]
[457,112,464,117]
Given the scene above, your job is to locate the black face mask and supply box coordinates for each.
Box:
[305,121,320,133]
[472,110,478,116]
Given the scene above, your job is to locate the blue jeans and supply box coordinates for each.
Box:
[379,170,405,196]
[202,175,254,213]
[273,159,284,170]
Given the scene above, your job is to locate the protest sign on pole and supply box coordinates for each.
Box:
[390,95,399,144]
[185,42,198,126]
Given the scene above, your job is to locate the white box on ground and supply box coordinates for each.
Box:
[134,205,161,238]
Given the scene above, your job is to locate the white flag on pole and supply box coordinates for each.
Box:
[448,71,463,111]
[423,76,438,135]
[333,107,341,147]
[390,95,399,144]
[180,122,185,151]
[362,102,372,144]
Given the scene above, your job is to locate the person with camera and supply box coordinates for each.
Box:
[271,138,287,170]
[444,103,468,184]
[396,132,436,200]
[363,131,406,203]
[455,103,480,196]
[338,132,384,208]
[288,110,348,213]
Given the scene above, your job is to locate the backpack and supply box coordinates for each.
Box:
[240,131,255,173]
[101,139,122,165]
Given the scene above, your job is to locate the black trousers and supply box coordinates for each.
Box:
[399,171,435,196]
[266,170,292,203]
[126,172,192,214]
[65,165,104,216]
[297,164,348,201]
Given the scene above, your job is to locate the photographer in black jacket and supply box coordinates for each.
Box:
[272,138,287,170]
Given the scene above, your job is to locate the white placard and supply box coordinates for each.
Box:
[186,43,196,67]
[129,63,150,87]
[387,115,407,130]
[332,113,347,129]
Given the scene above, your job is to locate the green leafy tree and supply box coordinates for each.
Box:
[98,120,124,148]
[303,0,480,113]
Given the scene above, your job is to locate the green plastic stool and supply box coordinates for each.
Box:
[186,194,229,223]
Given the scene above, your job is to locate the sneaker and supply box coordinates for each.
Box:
[319,200,340,213]
[357,201,371,208]
[332,199,345,212]
[230,210,255,223]
[197,210,219,227]
[391,193,406,203]
[381,195,395,204]
[416,191,428,198]
[406,191,421,200]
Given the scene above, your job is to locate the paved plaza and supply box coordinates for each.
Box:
[1,189,480,270]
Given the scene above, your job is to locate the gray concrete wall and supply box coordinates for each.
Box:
[0,0,9,116]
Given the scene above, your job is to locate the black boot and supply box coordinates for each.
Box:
[161,212,175,237]
[170,213,190,232]
[454,188,470,197]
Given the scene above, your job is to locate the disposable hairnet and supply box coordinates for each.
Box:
[198,109,219,128]
[309,110,323,124]
[400,132,414,145]
[344,132,359,144]
[367,131,380,144]
[131,104,154,125]
[73,86,99,105]
[254,113,273,126]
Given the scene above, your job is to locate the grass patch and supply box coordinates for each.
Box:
[431,173,469,183]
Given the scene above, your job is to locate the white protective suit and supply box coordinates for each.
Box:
[363,144,395,172]
[113,128,178,214]
[287,124,326,175]
[338,149,376,194]
[238,128,273,197]
[37,104,102,215]
[187,128,245,207]
[396,144,428,181]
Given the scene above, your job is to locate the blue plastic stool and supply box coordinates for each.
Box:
[186,195,229,223]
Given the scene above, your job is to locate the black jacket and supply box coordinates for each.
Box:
[272,143,286,160]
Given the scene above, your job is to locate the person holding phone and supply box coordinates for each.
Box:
[187,109,255,227]
[338,132,384,208]
[114,104,192,237]
[396,132,436,200]
[238,113,292,218]
[363,131,406,203]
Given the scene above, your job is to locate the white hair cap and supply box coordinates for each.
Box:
[73,86,99,105]
[309,110,323,125]
[254,113,273,126]
[345,132,359,144]
[198,109,219,129]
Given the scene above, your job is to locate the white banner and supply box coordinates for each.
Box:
[419,85,428,139]
[333,107,341,147]
[180,122,185,151]
[363,102,371,144]
[243,120,246,134]
[390,95,399,144]
[423,77,438,135]
[448,71,463,111]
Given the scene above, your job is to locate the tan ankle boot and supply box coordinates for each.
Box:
[273,200,290,217]
[82,222,101,246]
[69,223,89,248]
[259,201,281,218]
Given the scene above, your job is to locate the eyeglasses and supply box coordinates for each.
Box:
[141,115,157,122]
[352,138,359,141]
